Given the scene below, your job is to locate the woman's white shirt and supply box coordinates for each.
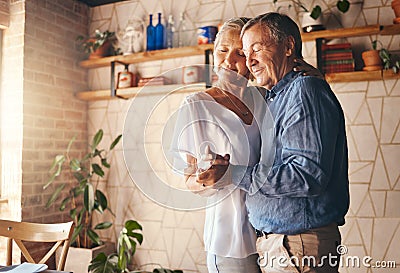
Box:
[170,87,267,258]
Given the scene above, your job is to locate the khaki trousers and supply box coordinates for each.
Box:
[256,223,341,273]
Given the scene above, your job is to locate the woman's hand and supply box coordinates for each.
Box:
[196,153,230,188]
[294,58,324,79]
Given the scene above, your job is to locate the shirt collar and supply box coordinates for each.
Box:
[271,71,301,95]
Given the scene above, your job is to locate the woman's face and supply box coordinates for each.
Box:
[213,29,250,79]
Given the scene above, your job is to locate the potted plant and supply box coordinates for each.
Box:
[392,0,400,22]
[361,40,383,71]
[379,47,400,73]
[44,129,122,273]
[273,0,350,32]
[89,220,183,273]
[77,29,116,59]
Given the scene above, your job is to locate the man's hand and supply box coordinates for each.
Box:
[196,153,230,188]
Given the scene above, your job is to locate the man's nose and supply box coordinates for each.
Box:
[246,56,256,69]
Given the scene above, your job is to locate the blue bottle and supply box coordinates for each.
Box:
[155,12,165,50]
[146,14,156,51]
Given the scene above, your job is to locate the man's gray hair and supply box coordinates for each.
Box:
[241,12,303,58]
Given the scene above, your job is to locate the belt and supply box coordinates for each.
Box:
[255,229,272,238]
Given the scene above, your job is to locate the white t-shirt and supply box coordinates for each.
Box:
[170,86,267,258]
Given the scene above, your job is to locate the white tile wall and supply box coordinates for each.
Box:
[87,1,400,272]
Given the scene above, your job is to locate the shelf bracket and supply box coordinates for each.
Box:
[316,38,324,74]
[110,61,129,99]
[205,49,213,88]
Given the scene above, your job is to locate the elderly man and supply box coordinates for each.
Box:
[198,12,350,273]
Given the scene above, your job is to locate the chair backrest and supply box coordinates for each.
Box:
[0,220,74,271]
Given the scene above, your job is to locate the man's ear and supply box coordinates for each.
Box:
[285,36,295,57]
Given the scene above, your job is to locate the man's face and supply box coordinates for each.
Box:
[242,24,292,89]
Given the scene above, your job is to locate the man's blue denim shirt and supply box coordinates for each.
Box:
[232,71,350,235]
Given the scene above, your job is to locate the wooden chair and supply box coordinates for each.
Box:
[0,220,74,271]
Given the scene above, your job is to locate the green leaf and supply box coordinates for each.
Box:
[89,253,118,273]
[70,224,83,246]
[130,232,144,245]
[92,163,105,177]
[91,129,103,150]
[84,183,95,213]
[70,158,81,171]
[310,5,322,20]
[73,172,86,183]
[110,134,122,150]
[101,158,110,168]
[60,196,71,211]
[45,184,65,208]
[95,190,108,211]
[43,155,65,189]
[94,221,112,230]
[72,184,85,197]
[337,0,350,13]
[66,135,77,153]
[125,220,142,231]
[49,154,65,173]
[87,228,101,246]
[69,208,77,219]
[93,149,103,157]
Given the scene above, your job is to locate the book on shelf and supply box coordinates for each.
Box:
[323,63,355,73]
[137,76,172,87]
[321,42,355,74]
[322,49,353,59]
[321,42,352,50]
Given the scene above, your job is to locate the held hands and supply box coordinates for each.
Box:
[196,152,231,189]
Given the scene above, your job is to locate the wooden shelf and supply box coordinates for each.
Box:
[301,24,400,42]
[75,82,207,101]
[325,70,400,83]
[76,24,400,101]
[76,70,400,101]
[79,44,214,69]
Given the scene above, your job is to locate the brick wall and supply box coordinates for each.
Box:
[21,0,89,223]
[0,0,89,267]
[0,0,9,28]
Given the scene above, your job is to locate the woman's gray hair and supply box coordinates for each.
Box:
[241,12,303,58]
[214,17,251,48]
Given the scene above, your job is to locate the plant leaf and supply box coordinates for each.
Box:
[89,252,118,273]
[43,155,65,189]
[310,5,322,20]
[101,158,110,168]
[94,221,112,230]
[110,134,122,150]
[87,228,101,246]
[60,196,71,211]
[95,190,108,211]
[130,232,144,245]
[91,129,103,150]
[337,0,350,13]
[73,172,85,183]
[66,135,77,153]
[92,163,105,177]
[84,183,95,214]
[49,154,65,173]
[70,224,83,246]
[69,208,77,219]
[45,184,65,208]
[70,158,81,171]
[125,220,142,231]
